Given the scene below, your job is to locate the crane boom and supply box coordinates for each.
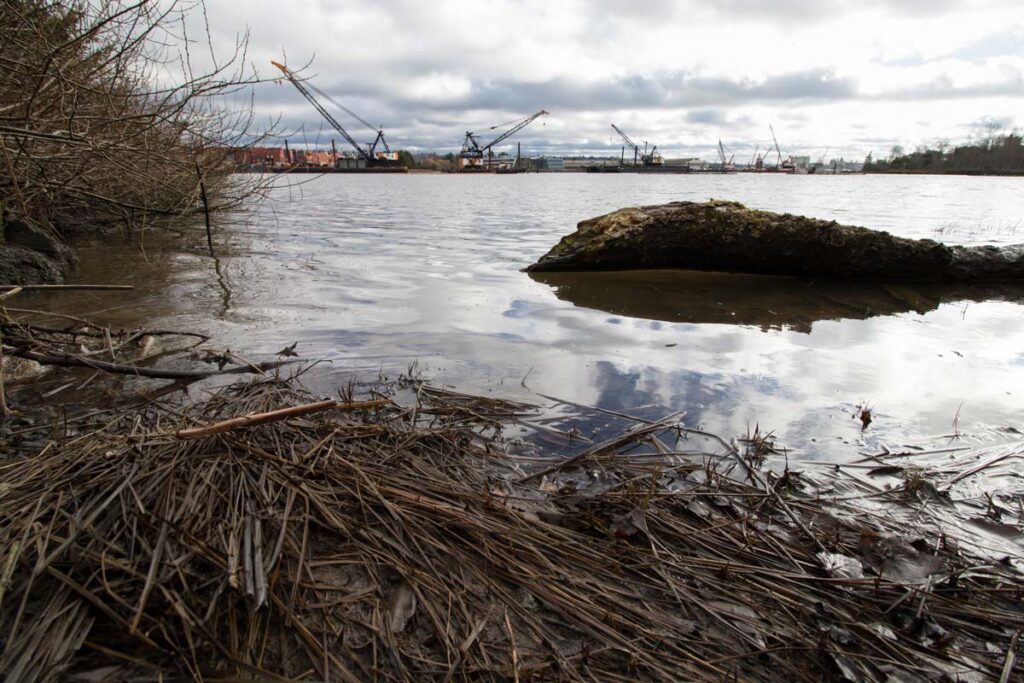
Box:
[718,140,736,172]
[482,110,548,151]
[611,124,639,155]
[271,61,368,161]
[304,82,392,154]
[459,110,548,168]
[611,124,661,166]
[769,124,783,168]
[318,90,377,133]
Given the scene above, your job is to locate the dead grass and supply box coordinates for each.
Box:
[0,375,1020,681]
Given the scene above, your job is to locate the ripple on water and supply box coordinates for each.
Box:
[26,173,1024,467]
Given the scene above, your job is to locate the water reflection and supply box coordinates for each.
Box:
[18,173,1024,468]
[530,270,1024,333]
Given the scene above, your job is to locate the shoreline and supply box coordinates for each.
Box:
[2,251,1023,679]
[2,346,1021,680]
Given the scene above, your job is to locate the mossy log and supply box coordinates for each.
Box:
[526,200,1024,281]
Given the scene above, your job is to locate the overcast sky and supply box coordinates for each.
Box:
[198,0,1023,160]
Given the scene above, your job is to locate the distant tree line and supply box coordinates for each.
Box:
[865,132,1024,176]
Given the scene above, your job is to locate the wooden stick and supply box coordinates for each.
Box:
[0,289,16,415]
[0,287,23,300]
[0,324,8,417]
[195,158,215,257]
[0,284,133,291]
[7,347,299,380]
[174,398,389,439]
[1000,630,1019,683]
[949,450,1016,485]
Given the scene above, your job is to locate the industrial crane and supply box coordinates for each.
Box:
[324,93,393,158]
[611,124,662,166]
[768,124,784,169]
[717,140,735,172]
[768,124,797,172]
[459,110,549,170]
[271,60,399,167]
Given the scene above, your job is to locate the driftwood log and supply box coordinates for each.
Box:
[526,200,1024,281]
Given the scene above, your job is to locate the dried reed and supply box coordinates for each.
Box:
[1,375,1020,681]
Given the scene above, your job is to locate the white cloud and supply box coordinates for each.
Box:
[196,0,1024,159]
[406,72,473,102]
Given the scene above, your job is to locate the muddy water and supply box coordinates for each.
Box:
[25,172,1024,461]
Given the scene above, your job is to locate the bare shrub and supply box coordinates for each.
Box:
[0,0,274,237]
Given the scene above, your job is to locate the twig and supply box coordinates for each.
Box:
[0,288,17,416]
[504,607,519,683]
[948,450,1018,485]
[1000,630,1019,683]
[174,398,389,439]
[0,285,133,291]
[195,158,214,257]
[0,322,8,417]
[6,347,300,380]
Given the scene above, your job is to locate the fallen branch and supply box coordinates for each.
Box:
[0,285,133,291]
[174,398,390,439]
[948,449,1019,485]
[6,347,300,380]
[2,317,209,341]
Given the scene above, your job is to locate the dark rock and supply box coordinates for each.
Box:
[526,200,1024,281]
[3,218,66,256]
[0,244,66,284]
[1,212,74,284]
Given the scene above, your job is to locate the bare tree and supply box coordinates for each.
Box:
[0,0,277,240]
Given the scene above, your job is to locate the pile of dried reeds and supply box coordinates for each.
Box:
[0,377,1021,681]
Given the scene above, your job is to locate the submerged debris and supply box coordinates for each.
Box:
[857,404,873,431]
[0,306,296,385]
[0,376,1021,682]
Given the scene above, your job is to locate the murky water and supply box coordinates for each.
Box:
[27,172,1024,461]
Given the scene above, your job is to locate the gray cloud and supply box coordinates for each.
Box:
[949,27,1024,64]
[271,59,1024,129]
[210,0,1024,158]
[290,67,860,115]
[259,68,861,156]
[710,0,853,21]
[594,0,973,24]
[685,109,730,125]
[873,74,1024,101]
[969,114,1016,130]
